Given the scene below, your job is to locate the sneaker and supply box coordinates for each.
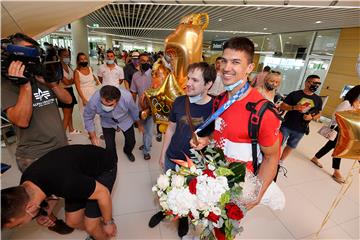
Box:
[178,217,189,238]
[48,219,74,235]
[144,153,151,160]
[69,129,81,134]
[125,153,135,162]
[156,134,162,142]
[148,211,166,228]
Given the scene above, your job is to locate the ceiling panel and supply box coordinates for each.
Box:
[86,2,360,43]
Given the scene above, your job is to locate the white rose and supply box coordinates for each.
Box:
[160,200,169,210]
[171,175,185,188]
[212,207,221,216]
[157,175,170,190]
[166,169,172,176]
[208,164,216,171]
[190,208,200,220]
[151,186,158,192]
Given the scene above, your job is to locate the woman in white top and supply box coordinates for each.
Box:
[57,48,81,135]
[74,52,102,136]
[311,85,360,183]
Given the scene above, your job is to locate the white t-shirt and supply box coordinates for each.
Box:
[97,64,124,88]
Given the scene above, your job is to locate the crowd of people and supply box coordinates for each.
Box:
[1,32,359,240]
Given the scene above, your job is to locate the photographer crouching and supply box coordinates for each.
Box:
[1,33,73,234]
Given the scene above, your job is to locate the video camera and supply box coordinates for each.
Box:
[1,33,63,85]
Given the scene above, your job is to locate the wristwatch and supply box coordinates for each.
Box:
[103,218,115,225]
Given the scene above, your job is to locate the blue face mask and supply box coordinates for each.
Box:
[101,103,114,112]
[188,94,202,103]
[106,60,115,65]
[224,79,243,91]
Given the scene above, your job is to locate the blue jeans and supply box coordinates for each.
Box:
[164,154,176,172]
[142,117,154,155]
[281,126,304,149]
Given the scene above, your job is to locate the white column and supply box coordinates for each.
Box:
[71,18,89,63]
[106,35,113,50]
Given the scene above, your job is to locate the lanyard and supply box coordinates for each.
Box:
[195,82,250,133]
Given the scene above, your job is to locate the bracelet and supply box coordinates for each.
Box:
[103,218,115,225]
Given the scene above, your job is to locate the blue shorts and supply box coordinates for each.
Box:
[281,126,304,149]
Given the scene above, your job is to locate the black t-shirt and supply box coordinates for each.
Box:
[20,145,115,200]
[282,90,322,133]
[123,63,138,85]
[166,96,213,160]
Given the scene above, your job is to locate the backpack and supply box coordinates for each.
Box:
[213,92,283,174]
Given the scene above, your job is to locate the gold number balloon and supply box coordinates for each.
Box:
[164,13,209,88]
[143,13,209,128]
[333,109,360,159]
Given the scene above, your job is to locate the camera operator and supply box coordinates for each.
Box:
[1,33,73,234]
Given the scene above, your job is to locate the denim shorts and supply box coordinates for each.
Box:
[281,126,304,149]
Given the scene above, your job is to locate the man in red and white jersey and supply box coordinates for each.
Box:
[192,37,281,211]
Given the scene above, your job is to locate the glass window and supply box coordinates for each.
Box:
[311,29,340,56]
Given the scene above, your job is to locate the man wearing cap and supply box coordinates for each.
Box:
[124,51,140,89]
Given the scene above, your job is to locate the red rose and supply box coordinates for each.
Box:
[203,169,215,178]
[225,203,244,220]
[214,227,225,240]
[189,178,197,194]
[207,212,220,223]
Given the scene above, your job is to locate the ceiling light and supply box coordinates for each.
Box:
[318,35,323,38]
[266,37,270,40]
[263,28,268,30]
[218,18,222,22]
[256,7,261,10]
[288,36,292,39]
[315,21,323,24]
[286,41,290,44]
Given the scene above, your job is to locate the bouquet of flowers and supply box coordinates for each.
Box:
[152,144,263,240]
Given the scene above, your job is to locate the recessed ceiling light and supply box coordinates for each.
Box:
[266,37,270,40]
[315,21,323,24]
[263,28,268,30]
[256,7,261,10]
[288,36,292,39]
[286,41,290,44]
[218,18,222,22]
[318,35,323,38]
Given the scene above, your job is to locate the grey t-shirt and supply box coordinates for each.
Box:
[130,69,152,107]
[1,79,67,159]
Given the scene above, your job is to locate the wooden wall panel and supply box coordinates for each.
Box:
[320,27,360,118]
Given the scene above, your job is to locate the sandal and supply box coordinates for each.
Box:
[332,175,345,184]
[69,129,81,134]
[311,159,323,168]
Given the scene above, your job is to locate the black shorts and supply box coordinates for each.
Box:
[64,167,117,218]
[58,87,78,108]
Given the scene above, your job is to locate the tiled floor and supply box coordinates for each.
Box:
[1,60,359,239]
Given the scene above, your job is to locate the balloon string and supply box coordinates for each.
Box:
[315,160,359,239]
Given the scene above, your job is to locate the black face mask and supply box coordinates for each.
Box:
[141,63,151,72]
[264,82,276,91]
[309,84,319,92]
[79,62,88,67]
